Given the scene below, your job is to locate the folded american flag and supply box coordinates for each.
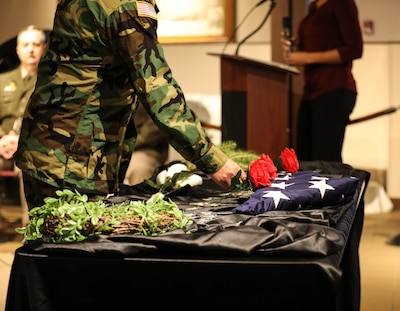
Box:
[232,171,359,215]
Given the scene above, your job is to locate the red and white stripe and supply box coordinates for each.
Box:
[137,1,157,19]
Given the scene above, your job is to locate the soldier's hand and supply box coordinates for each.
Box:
[210,158,246,191]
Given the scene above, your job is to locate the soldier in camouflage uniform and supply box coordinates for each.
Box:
[15,0,246,209]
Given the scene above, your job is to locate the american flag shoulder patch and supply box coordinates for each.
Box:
[136,1,158,19]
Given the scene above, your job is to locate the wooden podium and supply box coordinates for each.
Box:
[210,53,298,158]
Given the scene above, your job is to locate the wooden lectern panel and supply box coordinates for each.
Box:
[246,66,289,158]
[209,53,298,158]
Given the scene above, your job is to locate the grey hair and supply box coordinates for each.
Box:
[17,25,47,45]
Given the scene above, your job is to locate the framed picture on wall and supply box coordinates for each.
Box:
[157,0,235,43]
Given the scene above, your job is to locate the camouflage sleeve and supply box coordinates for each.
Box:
[115,1,228,174]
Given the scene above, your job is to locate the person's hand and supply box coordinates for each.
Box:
[209,158,247,191]
[280,32,292,52]
[280,31,313,66]
[0,132,19,159]
[283,51,310,66]
[280,31,296,56]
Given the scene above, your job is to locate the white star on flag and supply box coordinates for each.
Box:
[309,179,335,198]
[311,176,329,181]
[270,182,295,190]
[275,174,292,181]
[262,191,290,208]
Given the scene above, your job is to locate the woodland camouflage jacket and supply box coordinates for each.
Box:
[15,0,227,197]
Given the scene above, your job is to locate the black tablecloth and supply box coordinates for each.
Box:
[5,161,369,311]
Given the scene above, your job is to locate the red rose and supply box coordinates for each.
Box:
[249,153,277,188]
[279,148,299,173]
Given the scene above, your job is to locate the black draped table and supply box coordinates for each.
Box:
[5,161,369,311]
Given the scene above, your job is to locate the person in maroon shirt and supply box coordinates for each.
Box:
[283,0,363,162]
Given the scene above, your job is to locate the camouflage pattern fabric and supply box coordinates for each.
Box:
[15,0,227,204]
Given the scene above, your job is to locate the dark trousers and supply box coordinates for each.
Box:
[296,89,356,162]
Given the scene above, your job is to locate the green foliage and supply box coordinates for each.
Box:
[183,141,261,172]
[16,189,192,243]
[218,141,261,171]
[231,169,254,192]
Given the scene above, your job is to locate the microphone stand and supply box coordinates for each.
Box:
[222,0,268,55]
[235,0,277,56]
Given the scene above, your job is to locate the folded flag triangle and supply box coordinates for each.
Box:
[232,171,359,215]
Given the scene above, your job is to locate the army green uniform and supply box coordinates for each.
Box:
[0,66,36,137]
[0,66,36,171]
[15,0,228,207]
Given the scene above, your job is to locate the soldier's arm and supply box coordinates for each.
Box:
[115,2,229,175]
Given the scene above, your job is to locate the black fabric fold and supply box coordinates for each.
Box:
[6,161,370,311]
[20,161,369,260]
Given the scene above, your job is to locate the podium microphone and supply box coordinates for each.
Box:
[235,0,277,56]
[282,16,293,53]
[222,0,268,54]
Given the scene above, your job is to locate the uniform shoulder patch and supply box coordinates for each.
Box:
[136,1,158,19]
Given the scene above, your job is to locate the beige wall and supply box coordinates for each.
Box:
[343,44,392,167]
[342,44,400,197]
[0,0,57,43]
[387,44,400,197]
[1,0,399,198]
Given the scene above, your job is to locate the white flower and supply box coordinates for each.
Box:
[176,174,203,188]
[155,163,203,188]
[156,163,189,185]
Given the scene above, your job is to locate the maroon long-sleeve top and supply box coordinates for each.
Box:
[297,0,363,100]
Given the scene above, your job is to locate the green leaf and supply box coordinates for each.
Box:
[231,170,242,189]
[273,158,284,171]
[143,179,160,191]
